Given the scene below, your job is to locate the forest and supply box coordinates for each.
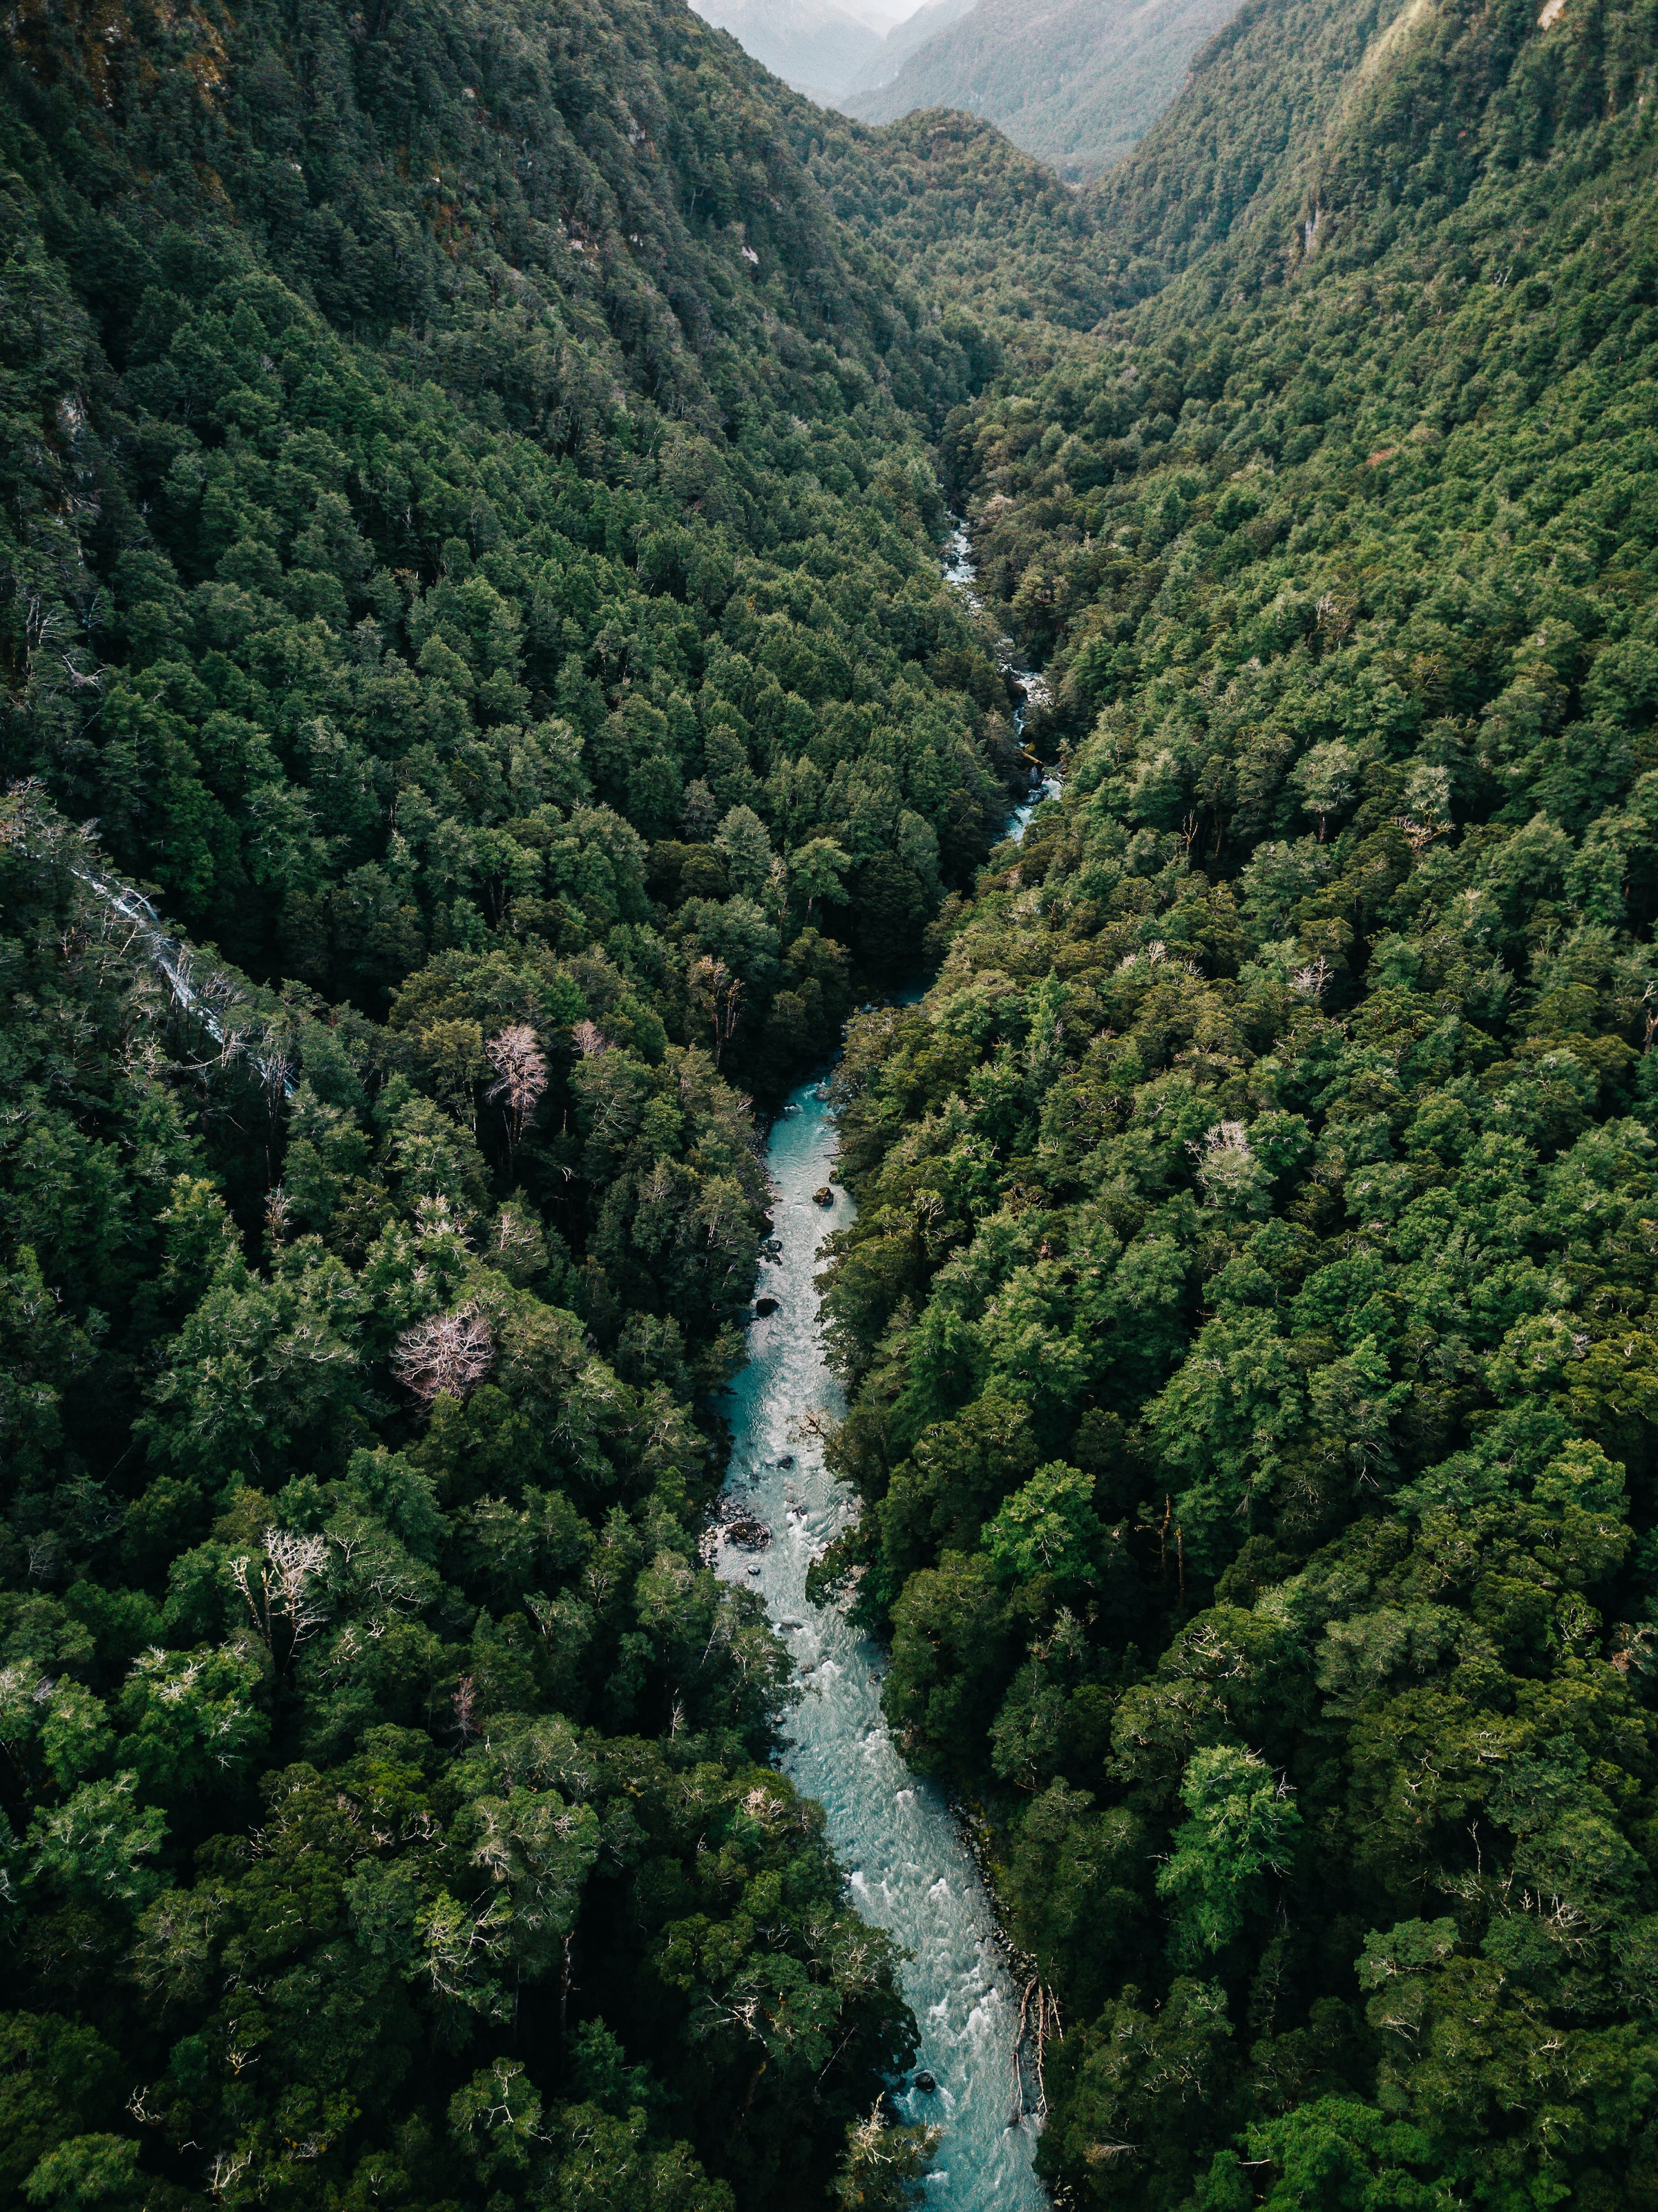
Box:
[2,0,1657,2205]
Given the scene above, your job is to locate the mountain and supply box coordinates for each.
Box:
[689,0,890,96]
[8,0,1658,2209]
[845,0,979,93]
[843,0,1247,176]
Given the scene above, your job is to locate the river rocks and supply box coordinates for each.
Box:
[719,1505,772,1550]
[913,2072,937,2095]
[812,1185,835,1206]
[754,1296,779,1317]
[775,1453,794,1467]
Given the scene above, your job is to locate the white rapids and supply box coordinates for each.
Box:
[713,1085,1049,2209]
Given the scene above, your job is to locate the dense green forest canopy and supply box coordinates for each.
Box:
[818,0,1658,2203]
[0,0,1046,2206]
[5,0,1658,2206]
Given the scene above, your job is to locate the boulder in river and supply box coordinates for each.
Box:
[914,2072,937,2095]
[812,1185,835,1206]
[754,1296,779,1317]
[720,1505,772,1550]
[775,1453,794,1468]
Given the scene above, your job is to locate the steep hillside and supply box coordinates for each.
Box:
[1083,0,1409,289]
[819,0,1658,2202]
[1,0,1020,1076]
[795,106,1120,336]
[843,0,1244,178]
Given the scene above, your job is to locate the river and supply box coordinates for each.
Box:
[712,1082,1049,2208]
[708,549,1054,2204]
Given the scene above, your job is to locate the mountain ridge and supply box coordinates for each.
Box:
[841,0,1246,176]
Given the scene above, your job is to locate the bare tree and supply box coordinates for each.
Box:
[689,955,744,1067]
[1291,953,1335,999]
[394,1303,495,1405]
[570,1018,609,1059]
[484,1023,548,1164]
[231,1528,331,1659]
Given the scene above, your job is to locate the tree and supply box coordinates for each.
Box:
[983,1462,1103,1588]
[484,1025,548,1165]
[833,2105,940,2209]
[1159,1748,1302,1965]
[790,837,852,922]
[713,807,775,900]
[688,956,745,1068]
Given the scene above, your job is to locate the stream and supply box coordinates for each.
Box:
[943,521,1060,837]
[712,1085,1049,2208]
[707,519,1053,2207]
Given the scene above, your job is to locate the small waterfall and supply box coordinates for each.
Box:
[3,793,296,1098]
[72,859,298,1098]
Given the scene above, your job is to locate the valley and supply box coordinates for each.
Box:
[1,0,1657,2208]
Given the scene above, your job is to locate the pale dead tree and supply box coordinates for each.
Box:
[688,955,744,1067]
[264,1185,292,1245]
[231,1529,332,1659]
[484,1024,547,1163]
[394,1303,494,1405]
[208,2148,254,2200]
[1292,953,1335,999]
[570,1018,610,1058]
[452,1674,480,1744]
[1391,812,1449,856]
[1012,1979,1064,2122]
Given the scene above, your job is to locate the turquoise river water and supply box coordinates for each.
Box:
[712,1081,1050,2207]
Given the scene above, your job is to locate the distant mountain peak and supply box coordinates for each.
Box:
[840,0,1247,178]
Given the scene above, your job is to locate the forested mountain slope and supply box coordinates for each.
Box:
[819,0,1658,2202]
[794,105,1119,336]
[843,0,1244,180]
[9,0,1658,2206]
[0,0,1051,2205]
[2,0,1027,1072]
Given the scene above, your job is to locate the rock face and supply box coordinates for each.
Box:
[754,1295,779,1316]
[812,1185,835,1206]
